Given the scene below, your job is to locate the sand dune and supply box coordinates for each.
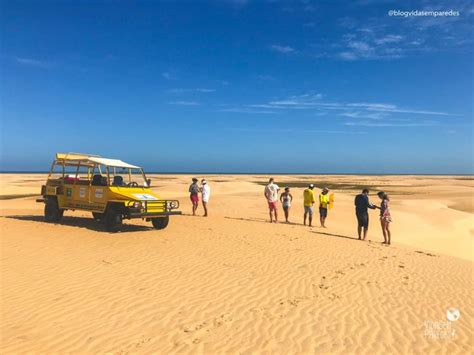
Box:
[0,174,472,353]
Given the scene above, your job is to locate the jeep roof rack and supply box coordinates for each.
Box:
[55,153,140,169]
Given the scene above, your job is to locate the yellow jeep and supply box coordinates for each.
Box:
[37,153,181,232]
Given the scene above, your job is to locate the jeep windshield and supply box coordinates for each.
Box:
[108,166,149,187]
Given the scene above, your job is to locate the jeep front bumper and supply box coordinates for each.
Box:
[125,199,182,219]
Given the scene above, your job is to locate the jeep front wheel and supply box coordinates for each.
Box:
[45,198,64,222]
[151,216,169,230]
[104,207,122,232]
[92,212,104,221]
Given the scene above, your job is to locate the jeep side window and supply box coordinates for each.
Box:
[113,167,128,186]
[91,165,108,186]
[70,164,91,185]
[49,161,64,180]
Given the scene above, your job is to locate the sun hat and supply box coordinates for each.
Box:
[202,179,207,184]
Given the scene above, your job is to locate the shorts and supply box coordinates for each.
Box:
[190,194,199,203]
[356,212,369,228]
[268,201,278,211]
[304,206,313,215]
[319,207,328,218]
[283,203,291,209]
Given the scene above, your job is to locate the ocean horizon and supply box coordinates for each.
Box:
[1,171,472,176]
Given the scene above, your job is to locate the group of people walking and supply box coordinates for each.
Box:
[264,178,331,227]
[188,176,392,245]
[264,178,393,245]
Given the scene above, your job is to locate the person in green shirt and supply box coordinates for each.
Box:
[303,184,316,227]
[319,187,330,228]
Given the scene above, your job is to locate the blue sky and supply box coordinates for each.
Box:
[1,0,473,173]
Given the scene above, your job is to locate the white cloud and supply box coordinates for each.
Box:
[168,101,200,106]
[374,34,404,45]
[226,127,367,134]
[270,44,296,54]
[334,3,473,61]
[338,52,358,61]
[167,88,215,94]
[220,93,456,130]
[344,120,437,128]
[161,72,172,80]
[348,41,371,52]
[257,74,276,81]
[347,103,451,116]
[245,93,456,130]
[15,57,50,68]
[196,88,216,93]
[218,107,277,114]
[340,111,388,120]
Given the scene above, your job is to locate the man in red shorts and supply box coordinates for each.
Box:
[189,177,200,216]
[264,177,280,223]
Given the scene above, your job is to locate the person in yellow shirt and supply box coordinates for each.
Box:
[303,184,316,227]
[319,187,330,228]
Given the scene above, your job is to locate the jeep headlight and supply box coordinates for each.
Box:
[133,201,142,209]
[167,200,179,210]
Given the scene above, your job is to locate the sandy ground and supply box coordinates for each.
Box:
[0,174,473,354]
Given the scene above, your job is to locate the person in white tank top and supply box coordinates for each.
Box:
[280,187,293,223]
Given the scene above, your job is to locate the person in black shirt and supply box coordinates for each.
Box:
[354,188,376,240]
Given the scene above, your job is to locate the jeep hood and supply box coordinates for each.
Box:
[108,187,161,201]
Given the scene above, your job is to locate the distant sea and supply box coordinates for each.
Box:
[0,171,472,176]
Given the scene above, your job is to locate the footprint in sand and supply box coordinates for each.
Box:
[415,250,438,257]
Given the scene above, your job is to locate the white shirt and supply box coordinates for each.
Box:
[264,183,279,202]
[201,184,211,202]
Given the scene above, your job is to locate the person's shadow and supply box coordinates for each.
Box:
[311,230,359,241]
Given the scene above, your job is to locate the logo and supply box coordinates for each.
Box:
[424,308,460,339]
[132,193,158,201]
[66,188,72,197]
[446,308,460,322]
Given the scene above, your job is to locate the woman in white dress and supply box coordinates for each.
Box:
[201,179,211,217]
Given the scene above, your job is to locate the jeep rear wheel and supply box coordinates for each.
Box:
[151,216,169,230]
[104,207,122,232]
[45,198,64,222]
